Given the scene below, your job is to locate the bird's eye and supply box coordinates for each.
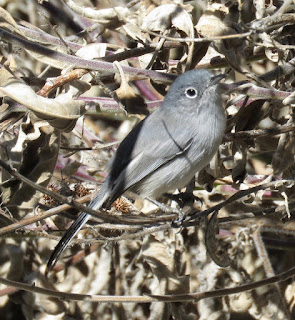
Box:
[185,87,198,98]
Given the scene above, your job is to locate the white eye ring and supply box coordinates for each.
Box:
[185,87,198,98]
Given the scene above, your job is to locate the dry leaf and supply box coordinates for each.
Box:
[140,4,194,70]
[115,79,148,115]
[196,7,229,38]
[0,68,86,132]
[0,114,60,218]
[232,140,248,183]
[0,6,23,36]
[114,61,148,115]
[142,4,193,35]
[205,211,231,267]
[76,43,107,60]
[142,235,189,295]
[64,1,130,29]
[272,131,295,175]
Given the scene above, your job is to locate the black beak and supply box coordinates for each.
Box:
[209,73,227,86]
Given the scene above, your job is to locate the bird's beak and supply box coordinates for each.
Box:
[209,73,227,86]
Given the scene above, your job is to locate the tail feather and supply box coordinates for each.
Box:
[46,212,90,274]
[46,185,110,274]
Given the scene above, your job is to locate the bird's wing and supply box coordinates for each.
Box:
[122,137,193,188]
[105,111,195,203]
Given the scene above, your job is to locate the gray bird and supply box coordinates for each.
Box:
[47,69,226,271]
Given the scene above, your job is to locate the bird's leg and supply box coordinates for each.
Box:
[145,197,188,228]
[145,196,183,215]
[145,178,201,226]
[164,177,202,208]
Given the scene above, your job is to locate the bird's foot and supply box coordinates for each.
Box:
[145,196,181,214]
[145,196,188,229]
[164,191,203,208]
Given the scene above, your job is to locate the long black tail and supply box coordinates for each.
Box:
[46,180,111,274]
[46,211,90,274]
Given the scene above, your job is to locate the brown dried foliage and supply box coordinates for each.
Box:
[1,0,295,319]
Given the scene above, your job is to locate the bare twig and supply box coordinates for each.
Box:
[2,264,295,303]
[186,179,294,225]
[0,159,172,225]
[0,27,176,84]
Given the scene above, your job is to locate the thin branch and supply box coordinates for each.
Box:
[18,24,185,63]
[142,29,252,43]
[259,56,295,82]
[0,276,155,303]
[185,179,294,225]
[224,124,295,142]
[251,228,291,320]
[0,195,90,236]
[2,263,295,303]
[223,82,291,100]
[0,159,171,225]
[0,27,176,84]
[150,264,295,302]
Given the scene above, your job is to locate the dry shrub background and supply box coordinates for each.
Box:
[1,0,295,319]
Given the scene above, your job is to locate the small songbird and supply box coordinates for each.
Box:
[47,69,226,272]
